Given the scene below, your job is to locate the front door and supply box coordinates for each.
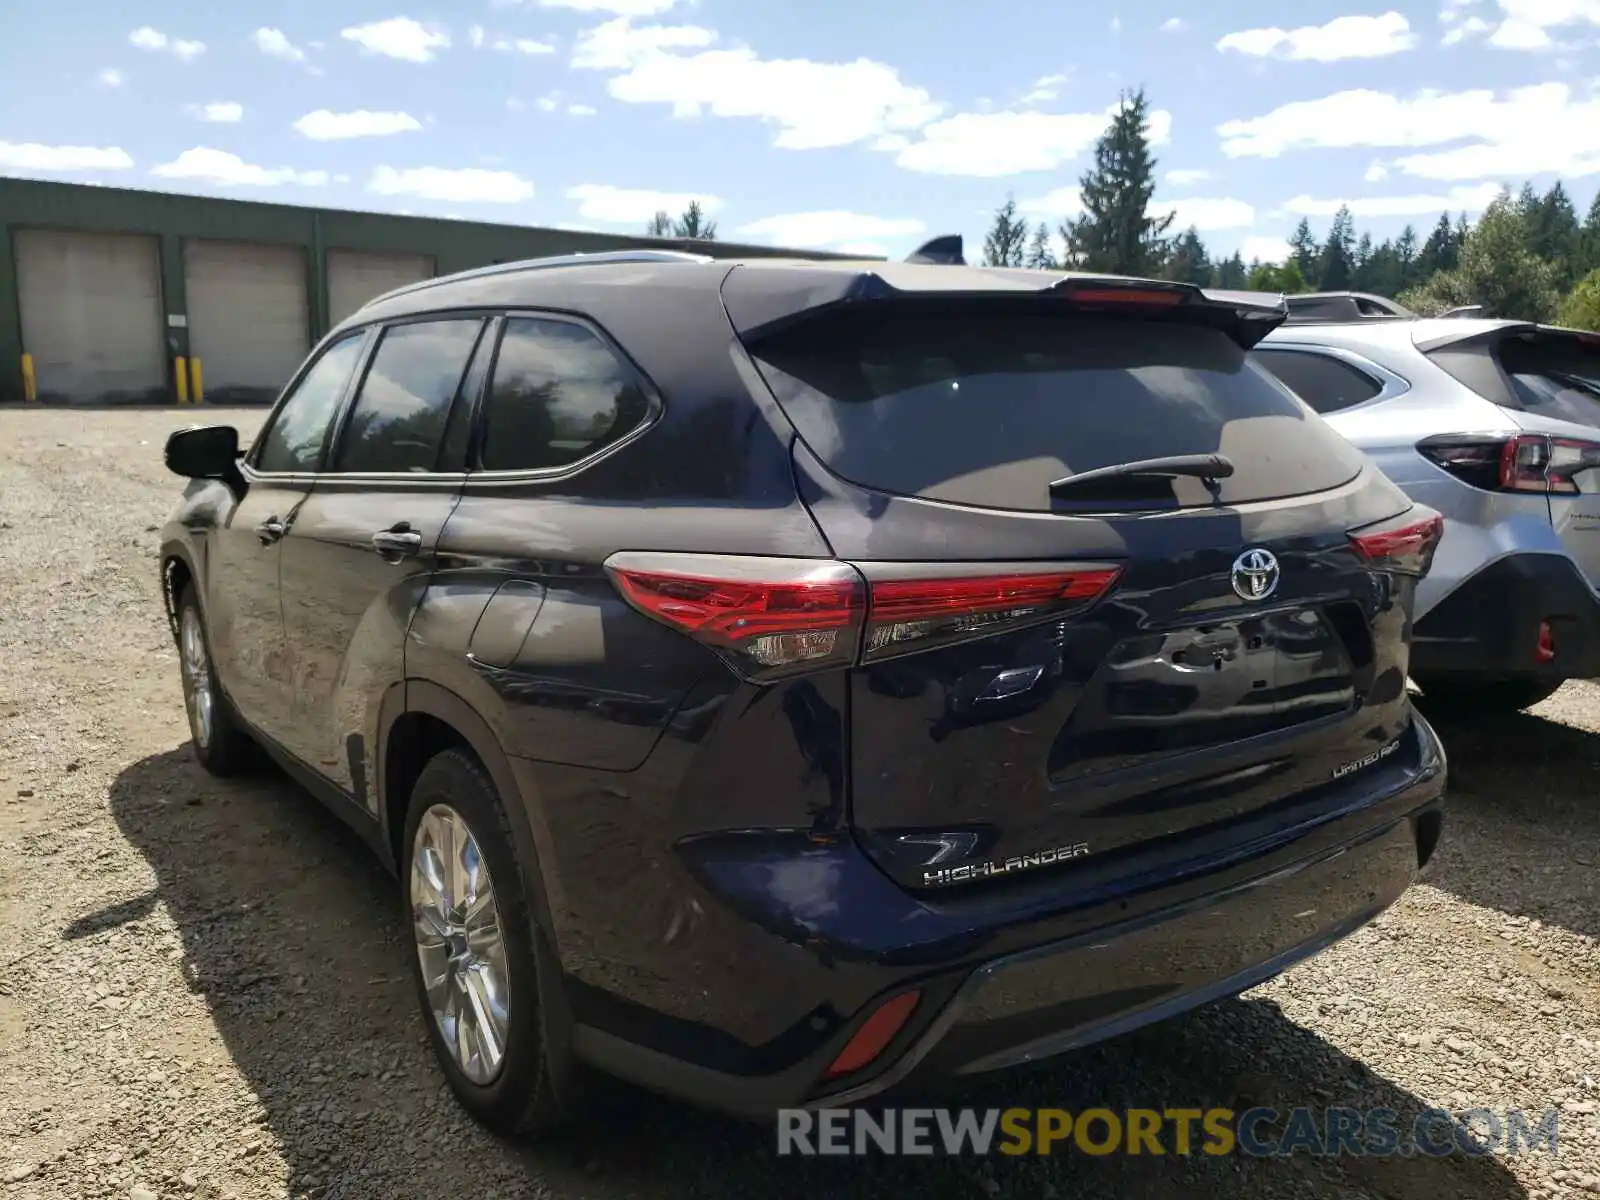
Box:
[213,330,370,746]
[275,316,488,813]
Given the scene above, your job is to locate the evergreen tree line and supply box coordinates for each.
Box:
[980,88,1600,331]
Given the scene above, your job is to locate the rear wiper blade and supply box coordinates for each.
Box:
[1048,453,1236,495]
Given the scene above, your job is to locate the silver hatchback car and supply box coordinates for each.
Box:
[1251,292,1600,713]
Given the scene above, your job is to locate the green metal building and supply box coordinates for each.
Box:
[0,177,854,405]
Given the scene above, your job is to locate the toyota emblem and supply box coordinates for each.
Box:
[1231,548,1281,601]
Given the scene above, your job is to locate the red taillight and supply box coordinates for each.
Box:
[1348,508,1444,577]
[825,990,920,1079]
[1061,285,1187,310]
[604,553,1122,679]
[1418,433,1600,495]
[863,567,1121,660]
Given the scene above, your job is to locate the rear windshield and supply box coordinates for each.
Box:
[747,309,1368,512]
[1497,336,1600,428]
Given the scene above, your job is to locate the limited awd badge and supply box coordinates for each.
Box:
[1231,548,1281,601]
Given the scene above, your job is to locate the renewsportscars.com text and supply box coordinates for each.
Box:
[776,1106,1561,1158]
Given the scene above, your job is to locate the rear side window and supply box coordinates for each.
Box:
[1252,348,1385,414]
[477,317,650,472]
[254,334,364,473]
[1498,337,1600,428]
[334,319,482,473]
[748,310,1369,512]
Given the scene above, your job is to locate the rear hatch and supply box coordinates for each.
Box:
[731,273,1437,893]
[1419,322,1600,589]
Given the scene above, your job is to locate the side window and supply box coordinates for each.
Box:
[253,335,365,473]
[478,317,651,472]
[333,319,483,473]
[1253,349,1385,415]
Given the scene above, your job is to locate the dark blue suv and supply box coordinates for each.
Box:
[159,244,1448,1135]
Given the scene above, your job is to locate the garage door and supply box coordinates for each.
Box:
[184,240,310,404]
[327,249,434,326]
[14,229,166,404]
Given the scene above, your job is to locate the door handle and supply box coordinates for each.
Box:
[371,524,423,561]
[256,516,286,545]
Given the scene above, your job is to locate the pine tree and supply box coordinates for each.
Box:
[672,199,718,240]
[1024,222,1058,269]
[1399,193,1559,321]
[982,196,1031,267]
[1529,183,1581,286]
[1164,226,1213,284]
[1062,87,1174,276]
[1583,193,1600,277]
[1396,224,1420,290]
[1351,232,1376,292]
[646,210,672,237]
[1289,218,1320,289]
[1318,206,1357,291]
[1215,252,1248,289]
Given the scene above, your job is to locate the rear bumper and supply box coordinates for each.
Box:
[1411,551,1600,680]
[568,712,1447,1119]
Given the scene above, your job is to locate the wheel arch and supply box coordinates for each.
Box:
[377,680,559,939]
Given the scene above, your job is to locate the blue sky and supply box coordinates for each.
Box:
[3,0,1599,263]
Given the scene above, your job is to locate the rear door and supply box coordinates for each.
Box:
[275,315,488,812]
[742,301,1429,891]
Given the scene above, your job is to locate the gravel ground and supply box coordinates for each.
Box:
[0,406,1596,1200]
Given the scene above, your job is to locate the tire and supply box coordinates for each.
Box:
[1414,675,1564,716]
[176,586,257,776]
[401,748,583,1137]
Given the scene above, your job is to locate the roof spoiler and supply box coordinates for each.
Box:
[1439,305,1485,319]
[1283,291,1416,324]
[905,235,966,266]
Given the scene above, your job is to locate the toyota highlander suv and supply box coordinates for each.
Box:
[1253,292,1600,713]
[158,246,1447,1135]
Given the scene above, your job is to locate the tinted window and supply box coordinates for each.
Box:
[334,319,482,473]
[479,318,650,471]
[1499,337,1600,428]
[254,335,364,473]
[748,310,1368,512]
[1253,348,1385,414]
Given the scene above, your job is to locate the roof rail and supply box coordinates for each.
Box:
[1282,291,1417,324]
[359,248,714,312]
[1439,304,1485,319]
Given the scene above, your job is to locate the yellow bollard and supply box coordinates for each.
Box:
[20,353,37,402]
[190,357,204,405]
[175,356,189,404]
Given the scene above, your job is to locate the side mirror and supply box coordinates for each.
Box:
[165,425,240,480]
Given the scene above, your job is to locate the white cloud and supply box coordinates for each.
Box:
[151,147,328,187]
[538,0,679,13]
[495,37,557,53]
[572,19,941,149]
[536,95,560,112]
[1160,16,1187,31]
[567,183,722,222]
[470,24,486,47]
[1018,187,1084,217]
[1279,181,1505,217]
[1217,12,1417,60]
[1219,82,1600,179]
[835,242,891,257]
[128,26,206,59]
[97,68,126,88]
[1445,0,1600,49]
[1162,197,1256,230]
[253,28,308,63]
[568,103,598,116]
[734,211,926,250]
[895,103,1171,177]
[1239,236,1295,264]
[185,102,244,123]
[293,109,423,139]
[1021,72,1069,104]
[1364,159,1390,182]
[1165,167,1211,186]
[368,165,535,202]
[341,18,451,62]
[1110,15,1123,32]
[0,141,135,172]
